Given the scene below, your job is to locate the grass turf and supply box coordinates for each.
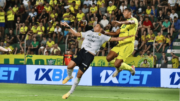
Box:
[0,83,179,101]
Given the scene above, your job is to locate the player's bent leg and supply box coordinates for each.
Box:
[62,61,77,84]
[112,59,123,77]
[106,51,118,62]
[62,69,83,99]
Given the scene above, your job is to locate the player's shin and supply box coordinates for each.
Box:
[67,69,73,78]
[119,62,132,71]
[69,77,81,94]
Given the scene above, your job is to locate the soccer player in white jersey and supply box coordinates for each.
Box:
[61,22,133,99]
[0,46,11,52]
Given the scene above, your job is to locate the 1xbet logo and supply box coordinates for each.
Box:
[0,67,19,80]
[170,72,180,85]
[35,68,78,81]
[100,70,152,84]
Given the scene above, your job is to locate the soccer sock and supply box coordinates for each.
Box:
[119,62,133,71]
[69,77,80,94]
[67,69,73,78]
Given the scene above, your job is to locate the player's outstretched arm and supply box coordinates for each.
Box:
[0,46,11,52]
[105,29,120,36]
[61,22,81,37]
[109,35,134,42]
[112,20,135,25]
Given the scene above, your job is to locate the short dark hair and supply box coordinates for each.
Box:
[98,23,104,29]
[124,8,133,14]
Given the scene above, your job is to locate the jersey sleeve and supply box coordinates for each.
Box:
[101,34,111,43]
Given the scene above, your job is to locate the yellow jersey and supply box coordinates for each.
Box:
[75,0,81,10]
[146,9,151,15]
[70,16,75,22]
[97,0,105,8]
[141,63,150,67]
[0,12,5,23]
[156,35,164,43]
[20,26,28,34]
[166,38,170,43]
[37,26,45,35]
[63,13,70,21]
[69,6,75,13]
[146,34,155,42]
[36,0,44,5]
[49,0,58,6]
[7,10,15,21]
[172,58,179,68]
[76,13,85,21]
[13,7,19,13]
[50,13,58,18]
[107,5,117,14]
[44,6,52,13]
[46,41,55,47]
[90,6,98,14]
[31,26,38,34]
[119,17,138,45]
[141,35,146,41]
[47,26,55,34]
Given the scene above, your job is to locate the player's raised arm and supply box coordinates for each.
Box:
[105,29,120,36]
[112,20,135,25]
[61,22,81,37]
[109,35,134,42]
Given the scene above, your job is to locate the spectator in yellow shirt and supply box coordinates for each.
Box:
[44,3,52,13]
[154,32,165,52]
[75,9,85,28]
[36,22,45,40]
[107,1,117,17]
[17,23,28,42]
[47,22,55,38]
[62,8,70,23]
[144,29,155,53]
[69,1,76,14]
[171,53,180,68]
[46,37,55,48]
[4,43,14,54]
[97,0,105,8]
[50,9,58,20]
[162,34,172,52]
[139,30,147,50]
[87,3,98,21]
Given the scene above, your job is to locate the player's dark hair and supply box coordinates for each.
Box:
[98,23,104,29]
[124,8,133,14]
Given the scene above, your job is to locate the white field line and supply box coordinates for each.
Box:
[70,95,178,101]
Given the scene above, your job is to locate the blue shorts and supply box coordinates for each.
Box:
[146,42,153,46]
[0,23,5,27]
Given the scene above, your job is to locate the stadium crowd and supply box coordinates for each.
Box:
[0,0,180,67]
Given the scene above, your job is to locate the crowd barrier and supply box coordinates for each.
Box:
[0,65,179,88]
[0,55,154,67]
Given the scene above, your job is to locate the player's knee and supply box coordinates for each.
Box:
[106,56,112,62]
[114,62,121,68]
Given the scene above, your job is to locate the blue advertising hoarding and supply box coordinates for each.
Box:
[92,67,161,87]
[0,65,26,83]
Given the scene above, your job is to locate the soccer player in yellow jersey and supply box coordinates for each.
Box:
[171,53,180,68]
[105,8,137,76]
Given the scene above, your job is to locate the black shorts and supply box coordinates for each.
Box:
[7,21,14,28]
[72,48,94,73]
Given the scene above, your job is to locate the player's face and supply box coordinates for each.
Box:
[123,10,130,19]
[94,24,102,32]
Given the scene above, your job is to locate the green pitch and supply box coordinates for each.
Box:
[0,83,179,101]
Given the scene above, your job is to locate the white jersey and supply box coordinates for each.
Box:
[81,30,111,54]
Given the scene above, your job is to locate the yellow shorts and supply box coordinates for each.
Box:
[111,43,134,61]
